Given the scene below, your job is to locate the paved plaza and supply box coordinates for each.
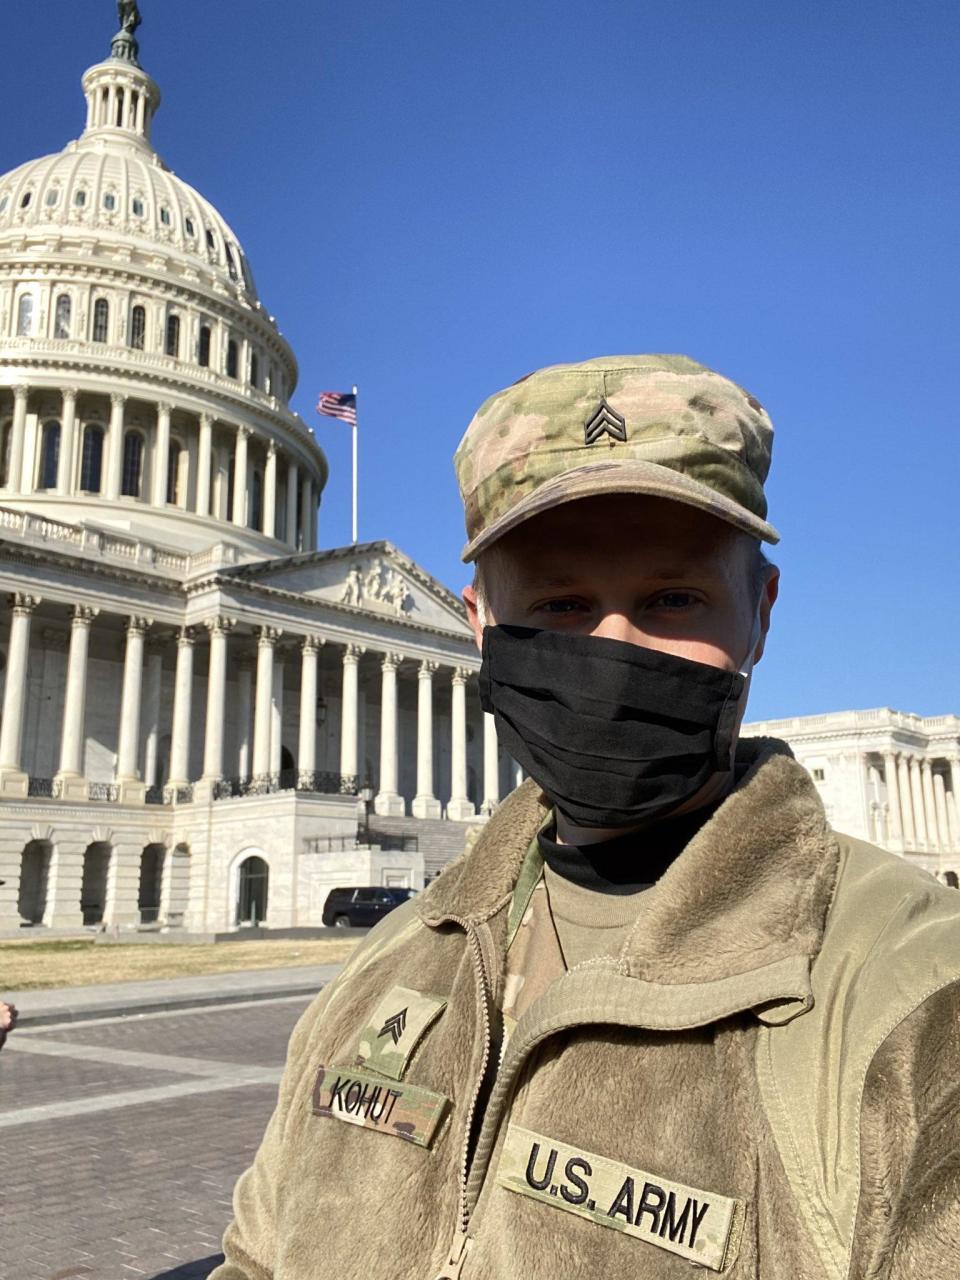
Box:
[1,993,316,1280]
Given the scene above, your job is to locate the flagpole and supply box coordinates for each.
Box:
[351,384,358,544]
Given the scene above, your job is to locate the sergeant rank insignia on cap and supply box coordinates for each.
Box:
[584,399,627,444]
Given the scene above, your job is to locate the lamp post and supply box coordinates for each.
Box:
[359,780,374,846]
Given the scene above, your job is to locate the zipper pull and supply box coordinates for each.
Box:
[432,1230,471,1280]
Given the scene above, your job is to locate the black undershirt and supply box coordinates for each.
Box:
[537,803,721,895]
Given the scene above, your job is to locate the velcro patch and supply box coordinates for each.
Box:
[312,1063,448,1148]
[356,985,447,1080]
[498,1125,743,1272]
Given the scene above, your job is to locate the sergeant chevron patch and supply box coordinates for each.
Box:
[356,986,447,1080]
[497,1125,744,1272]
[584,399,627,444]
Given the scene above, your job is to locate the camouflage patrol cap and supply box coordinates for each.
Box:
[454,354,780,563]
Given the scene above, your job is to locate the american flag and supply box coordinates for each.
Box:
[316,390,357,425]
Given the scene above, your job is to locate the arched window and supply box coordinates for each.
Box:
[103,191,116,211]
[80,424,104,492]
[250,469,263,531]
[198,325,211,367]
[38,421,61,490]
[165,313,180,358]
[121,431,144,498]
[236,855,269,926]
[0,421,12,487]
[226,339,238,379]
[16,294,33,336]
[116,88,125,128]
[167,440,183,505]
[54,294,71,339]
[130,305,146,350]
[92,298,109,343]
[132,197,144,217]
[74,188,87,208]
[249,352,259,389]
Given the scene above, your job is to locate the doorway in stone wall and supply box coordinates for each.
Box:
[81,842,111,925]
[138,843,165,924]
[236,855,269,926]
[18,839,51,925]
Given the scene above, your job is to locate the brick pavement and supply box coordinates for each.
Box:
[1,995,313,1280]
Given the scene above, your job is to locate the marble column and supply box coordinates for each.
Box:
[263,440,277,538]
[57,387,78,494]
[921,761,939,850]
[115,615,151,801]
[933,771,950,854]
[142,643,163,791]
[152,400,172,505]
[949,757,960,850]
[286,459,298,547]
[232,425,249,526]
[0,593,40,797]
[898,755,916,848]
[55,605,98,800]
[883,751,902,846]
[6,385,28,493]
[298,636,322,786]
[910,757,928,848]
[200,616,234,790]
[448,668,476,820]
[375,652,405,816]
[167,628,196,788]
[300,474,313,553]
[236,657,253,780]
[270,652,285,777]
[104,392,125,499]
[195,412,213,516]
[412,660,441,819]
[253,626,281,784]
[482,711,500,814]
[339,644,362,789]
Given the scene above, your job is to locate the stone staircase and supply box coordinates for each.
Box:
[366,814,486,880]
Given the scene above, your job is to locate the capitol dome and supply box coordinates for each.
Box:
[0,11,327,556]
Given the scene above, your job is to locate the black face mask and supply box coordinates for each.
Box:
[478,625,746,829]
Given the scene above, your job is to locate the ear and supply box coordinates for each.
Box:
[752,564,780,665]
[462,585,485,652]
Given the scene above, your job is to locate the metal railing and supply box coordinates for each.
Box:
[88,781,120,802]
[211,772,359,802]
[27,776,55,797]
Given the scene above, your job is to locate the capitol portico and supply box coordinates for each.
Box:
[0,9,511,936]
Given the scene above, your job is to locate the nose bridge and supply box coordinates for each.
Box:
[591,612,643,646]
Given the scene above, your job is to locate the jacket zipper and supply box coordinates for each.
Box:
[432,914,491,1279]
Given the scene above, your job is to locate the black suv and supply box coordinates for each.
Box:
[322,886,416,928]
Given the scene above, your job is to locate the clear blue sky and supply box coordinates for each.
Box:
[4,1,958,721]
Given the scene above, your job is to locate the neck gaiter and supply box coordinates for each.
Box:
[478,625,746,829]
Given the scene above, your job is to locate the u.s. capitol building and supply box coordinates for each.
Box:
[1,9,956,937]
[0,10,514,935]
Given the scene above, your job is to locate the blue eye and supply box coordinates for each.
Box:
[654,592,697,609]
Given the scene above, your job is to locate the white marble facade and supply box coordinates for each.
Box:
[743,709,960,883]
[0,15,507,935]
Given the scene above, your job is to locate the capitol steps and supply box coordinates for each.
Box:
[366,815,485,880]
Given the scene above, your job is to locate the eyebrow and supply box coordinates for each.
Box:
[515,565,724,590]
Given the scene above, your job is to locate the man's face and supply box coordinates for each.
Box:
[463,494,778,672]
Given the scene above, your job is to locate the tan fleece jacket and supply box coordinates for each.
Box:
[212,739,960,1280]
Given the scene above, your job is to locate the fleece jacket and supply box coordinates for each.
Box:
[211,737,960,1279]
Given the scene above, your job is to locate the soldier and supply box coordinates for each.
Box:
[214,355,960,1279]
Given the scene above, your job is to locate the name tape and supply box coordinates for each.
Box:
[498,1125,743,1272]
[312,1063,448,1149]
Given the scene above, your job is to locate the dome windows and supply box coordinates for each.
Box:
[132,196,145,217]
[0,195,8,214]
[130,305,146,350]
[74,188,87,208]
[80,424,104,493]
[225,243,238,281]
[16,294,34,336]
[205,227,216,251]
[159,205,171,226]
[226,338,239,379]
[184,217,196,236]
[92,298,110,343]
[165,314,181,359]
[38,421,61,491]
[103,191,117,212]
[167,440,184,505]
[20,191,32,209]
[121,430,144,498]
[54,294,72,340]
[250,352,260,389]
[45,187,60,208]
[198,324,211,368]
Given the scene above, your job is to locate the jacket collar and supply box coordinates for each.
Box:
[418,738,839,1019]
